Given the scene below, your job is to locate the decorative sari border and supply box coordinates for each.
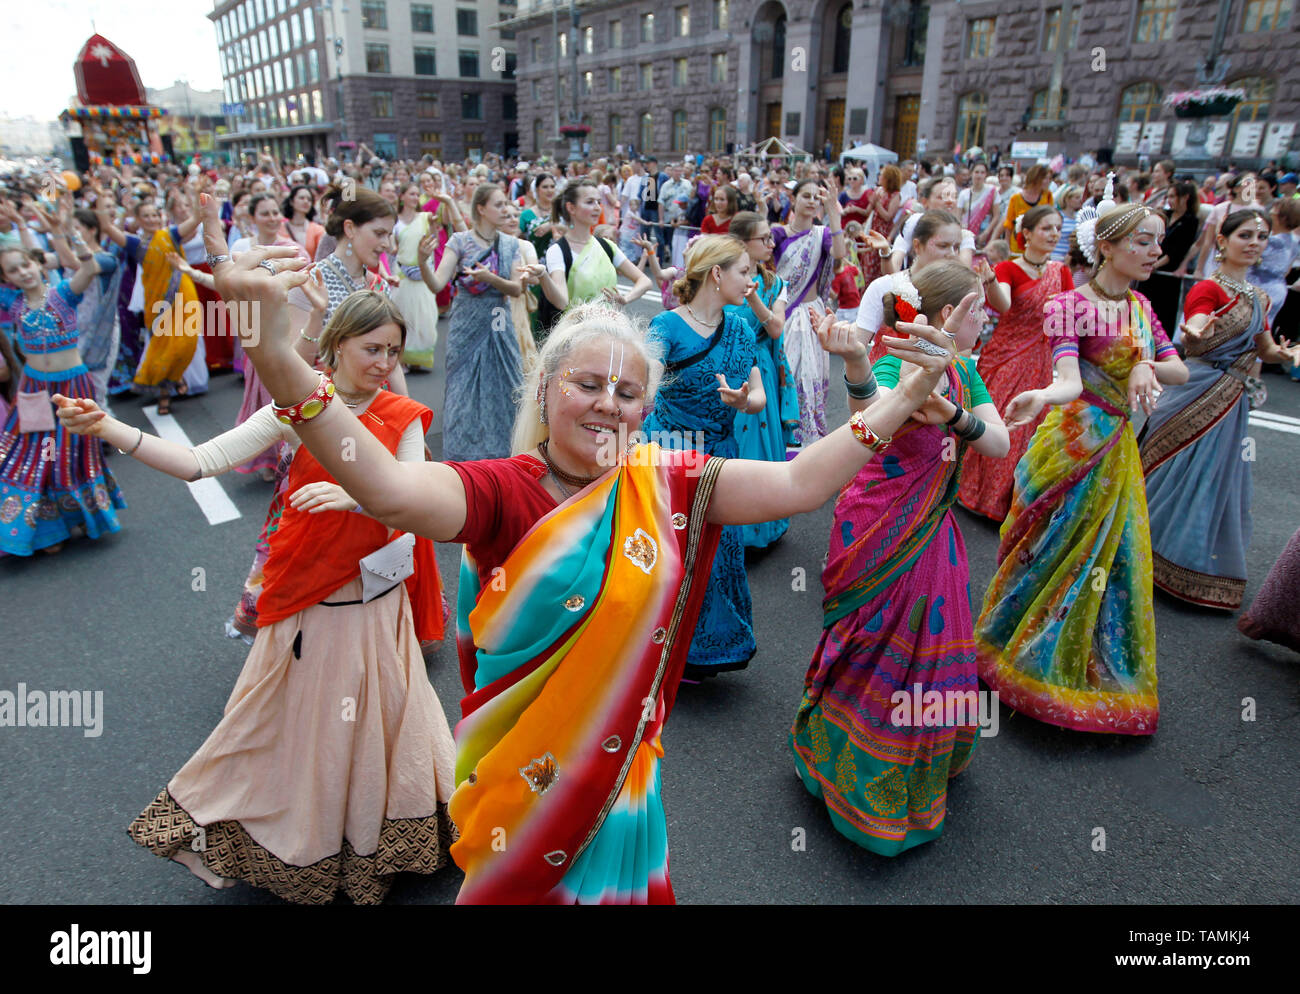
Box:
[571,455,726,865]
[1139,352,1252,475]
[1152,552,1245,609]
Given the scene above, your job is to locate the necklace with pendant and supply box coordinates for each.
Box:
[1213,270,1254,299]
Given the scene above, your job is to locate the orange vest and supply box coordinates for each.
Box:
[256,391,444,642]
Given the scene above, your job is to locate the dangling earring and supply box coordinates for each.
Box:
[538,385,548,425]
[345,240,354,257]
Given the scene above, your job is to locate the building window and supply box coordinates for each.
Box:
[420,131,441,157]
[462,92,482,119]
[709,107,726,151]
[417,93,439,117]
[583,26,594,53]
[459,49,480,77]
[1229,75,1276,126]
[676,5,690,36]
[503,93,517,119]
[713,0,729,30]
[503,52,516,80]
[711,52,727,84]
[531,79,540,99]
[558,31,567,57]
[639,63,653,90]
[533,118,544,155]
[771,14,786,79]
[672,110,688,151]
[1042,6,1081,50]
[641,13,655,43]
[279,19,289,52]
[1030,87,1069,120]
[610,113,623,147]
[1134,0,1177,42]
[610,19,623,48]
[1117,81,1162,124]
[639,111,653,151]
[268,26,278,57]
[830,3,852,74]
[283,58,293,89]
[457,8,478,35]
[290,15,301,48]
[303,9,314,43]
[673,57,688,87]
[312,89,322,119]
[1243,0,1293,31]
[361,0,386,30]
[582,71,594,94]
[965,17,995,58]
[308,48,319,82]
[531,37,540,62]
[411,4,433,32]
[414,47,436,75]
[610,66,623,91]
[955,92,987,150]
[366,43,390,73]
[273,61,283,92]
[372,90,394,117]
[464,132,484,154]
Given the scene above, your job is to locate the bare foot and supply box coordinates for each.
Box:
[171,849,238,889]
[41,543,64,556]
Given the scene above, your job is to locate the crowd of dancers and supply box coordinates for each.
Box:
[3,145,1299,904]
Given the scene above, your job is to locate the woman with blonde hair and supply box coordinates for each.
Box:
[55,287,455,903]
[644,234,765,677]
[196,201,959,903]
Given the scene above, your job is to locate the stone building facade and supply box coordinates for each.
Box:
[508,0,938,160]
[930,0,1299,168]
[210,0,519,163]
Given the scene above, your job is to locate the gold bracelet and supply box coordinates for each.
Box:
[848,410,891,453]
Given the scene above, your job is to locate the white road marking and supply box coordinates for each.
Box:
[1248,415,1300,436]
[1248,410,1300,426]
[142,405,242,526]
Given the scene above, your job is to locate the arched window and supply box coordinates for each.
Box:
[1031,86,1069,121]
[1118,81,1163,124]
[955,92,986,150]
[772,14,786,80]
[709,107,727,151]
[832,3,853,74]
[672,110,689,152]
[639,111,654,153]
[1229,76,1276,154]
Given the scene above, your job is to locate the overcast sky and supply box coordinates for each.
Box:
[6,1,224,119]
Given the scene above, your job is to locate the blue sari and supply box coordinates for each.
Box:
[1139,284,1260,609]
[729,272,799,548]
[644,310,757,673]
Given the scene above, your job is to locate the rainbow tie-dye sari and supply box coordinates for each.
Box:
[975,292,1160,735]
[449,447,723,903]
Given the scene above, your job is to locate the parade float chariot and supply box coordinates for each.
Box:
[60,34,172,172]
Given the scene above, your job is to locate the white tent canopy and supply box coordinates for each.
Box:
[734,136,813,173]
[840,143,899,185]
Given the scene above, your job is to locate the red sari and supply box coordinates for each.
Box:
[858,188,897,285]
[958,260,1073,521]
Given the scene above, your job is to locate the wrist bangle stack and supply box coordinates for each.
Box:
[118,426,144,456]
[273,372,336,425]
[844,370,878,400]
[848,410,891,452]
[945,403,965,426]
[954,412,987,442]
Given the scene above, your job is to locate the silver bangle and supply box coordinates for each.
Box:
[118,426,144,456]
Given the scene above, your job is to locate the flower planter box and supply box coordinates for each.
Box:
[1173,96,1242,119]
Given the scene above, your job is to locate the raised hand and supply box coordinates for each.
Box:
[974,258,996,284]
[815,311,867,359]
[601,285,628,306]
[289,481,358,514]
[863,229,891,254]
[909,390,957,425]
[1003,389,1046,428]
[417,232,438,266]
[1127,361,1162,415]
[716,373,751,410]
[52,395,109,437]
[299,266,329,313]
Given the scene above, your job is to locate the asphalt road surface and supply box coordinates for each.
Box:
[4,296,1298,905]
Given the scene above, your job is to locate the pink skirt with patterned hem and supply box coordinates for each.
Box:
[129,575,459,904]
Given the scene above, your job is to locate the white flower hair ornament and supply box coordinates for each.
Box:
[890,270,922,312]
[1073,172,1118,265]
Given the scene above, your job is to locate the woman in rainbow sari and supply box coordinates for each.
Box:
[200,197,964,904]
[975,204,1188,735]
[99,187,203,415]
[792,261,1008,856]
[1140,209,1300,609]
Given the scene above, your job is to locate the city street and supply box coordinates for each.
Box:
[3,293,1299,906]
